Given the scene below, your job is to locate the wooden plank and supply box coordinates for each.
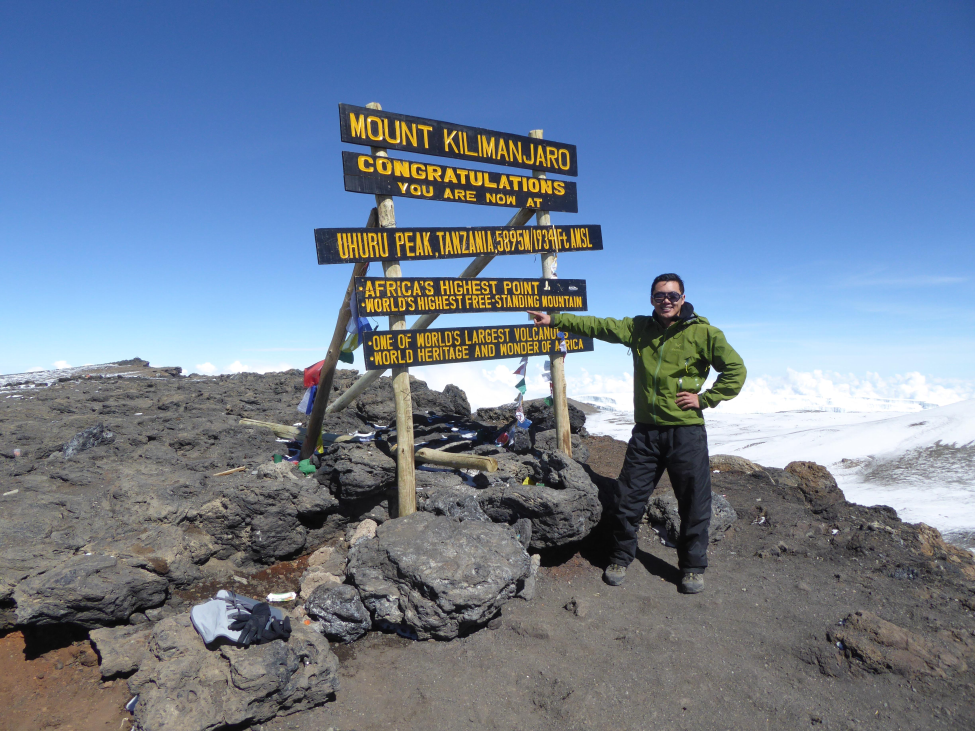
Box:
[338,103,578,176]
[532,128,573,457]
[298,208,377,460]
[355,277,587,316]
[414,449,498,473]
[315,224,602,264]
[363,325,594,370]
[342,151,578,213]
[367,102,416,518]
[324,206,537,416]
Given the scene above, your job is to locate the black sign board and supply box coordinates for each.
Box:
[355,277,587,316]
[315,225,601,265]
[339,103,578,177]
[342,152,578,213]
[363,325,594,370]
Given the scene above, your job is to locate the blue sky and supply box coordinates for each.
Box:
[2,2,973,408]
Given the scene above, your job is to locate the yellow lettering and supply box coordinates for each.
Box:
[528,178,540,193]
[481,136,496,159]
[357,155,374,173]
[540,179,552,194]
[498,175,511,190]
[443,167,457,184]
[402,123,417,147]
[417,124,432,148]
[558,148,570,170]
[366,116,383,141]
[393,159,410,177]
[349,113,365,139]
[397,181,408,193]
[444,188,454,199]
[456,169,468,184]
[376,158,393,175]
[497,139,509,161]
[554,181,565,195]
[410,162,426,180]
[546,146,558,168]
[469,170,482,186]
[462,131,477,156]
[426,165,442,182]
[384,118,401,144]
[509,140,522,163]
[444,130,459,153]
[483,172,497,188]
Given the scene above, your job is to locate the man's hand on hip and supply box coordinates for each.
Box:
[676,392,701,410]
[527,311,551,326]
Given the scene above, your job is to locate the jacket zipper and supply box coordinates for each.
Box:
[651,336,666,422]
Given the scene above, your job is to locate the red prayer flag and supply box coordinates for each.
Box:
[304,360,325,388]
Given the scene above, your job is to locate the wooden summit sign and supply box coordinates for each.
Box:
[315,225,601,264]
[362,325,594,369]
[355,277,587,316]
[339,103,578,176]
[342,152,578,212]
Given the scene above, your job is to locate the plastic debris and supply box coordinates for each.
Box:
[266,591,297,603]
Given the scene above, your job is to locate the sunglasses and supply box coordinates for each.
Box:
[651,291,683,304]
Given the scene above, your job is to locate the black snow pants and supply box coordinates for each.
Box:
[609,423,712,573]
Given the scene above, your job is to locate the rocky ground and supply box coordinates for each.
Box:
[1,361,974,731]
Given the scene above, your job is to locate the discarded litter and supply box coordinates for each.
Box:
[266,591,297,603]
[2,489,18,497]
[12,449,21,457]
[125,695,139,713]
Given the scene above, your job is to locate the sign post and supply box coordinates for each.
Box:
[367,102,416,518]
[531,129,572,457]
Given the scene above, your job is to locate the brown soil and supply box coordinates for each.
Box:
[0,629,131,731]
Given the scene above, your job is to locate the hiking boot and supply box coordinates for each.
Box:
[603,564,626,586]
[680,572,704,594]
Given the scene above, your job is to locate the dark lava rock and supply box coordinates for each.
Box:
[14,554,168,628]
[347,512,531,640]
[477,452,603,550]
[646,490,738,544]
[127,613,339,731]
[356,376,472,425]
[421,489,491,522]
[507,428,533,454]
[785,461,845,509]
[475,398,586,434]
[532,429,589,463]
[316,442,396,501]
[63,423,116,458]
[89,624,153,678]
[305,583,371,643]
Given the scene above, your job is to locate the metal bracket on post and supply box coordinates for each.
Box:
[530,128,572,457]
[367,101,416,517]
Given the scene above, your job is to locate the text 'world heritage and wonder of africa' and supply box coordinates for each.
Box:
[363,325,594,370]
[342,152,578,212]
[338,103,578,176]
[316,225,601,264]
[355,277,587,316]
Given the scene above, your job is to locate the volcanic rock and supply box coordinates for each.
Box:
[785,461,846,509]
[126,613,339,731]
[14,554,168,628]
[646,489,738,544]
[346,512,531,640]
[305,583,371,643]
[532,429,589,463]
[477,452,603,550]
[63,423,116,458]
[316,442,396,501]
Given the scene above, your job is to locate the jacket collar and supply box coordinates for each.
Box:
[653,302,696,329]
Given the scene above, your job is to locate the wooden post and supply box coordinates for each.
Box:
[530,128,572,457]
[325,205,536,415]
[299,208,378,460]
[414,449,498,473]
[367,102,416,517]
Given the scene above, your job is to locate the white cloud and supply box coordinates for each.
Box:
[53,360,71,369]
[712,369,973,414]
[26,366,45,372]
[190,360,296,376]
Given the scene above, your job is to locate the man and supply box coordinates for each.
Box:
[527,273,745,594]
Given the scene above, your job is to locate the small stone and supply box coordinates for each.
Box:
[349,519,378,546]
[564,597,590,618]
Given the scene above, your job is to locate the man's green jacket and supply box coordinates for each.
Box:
[552,305,746,426]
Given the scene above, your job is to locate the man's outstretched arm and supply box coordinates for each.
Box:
[527,311,635,347]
